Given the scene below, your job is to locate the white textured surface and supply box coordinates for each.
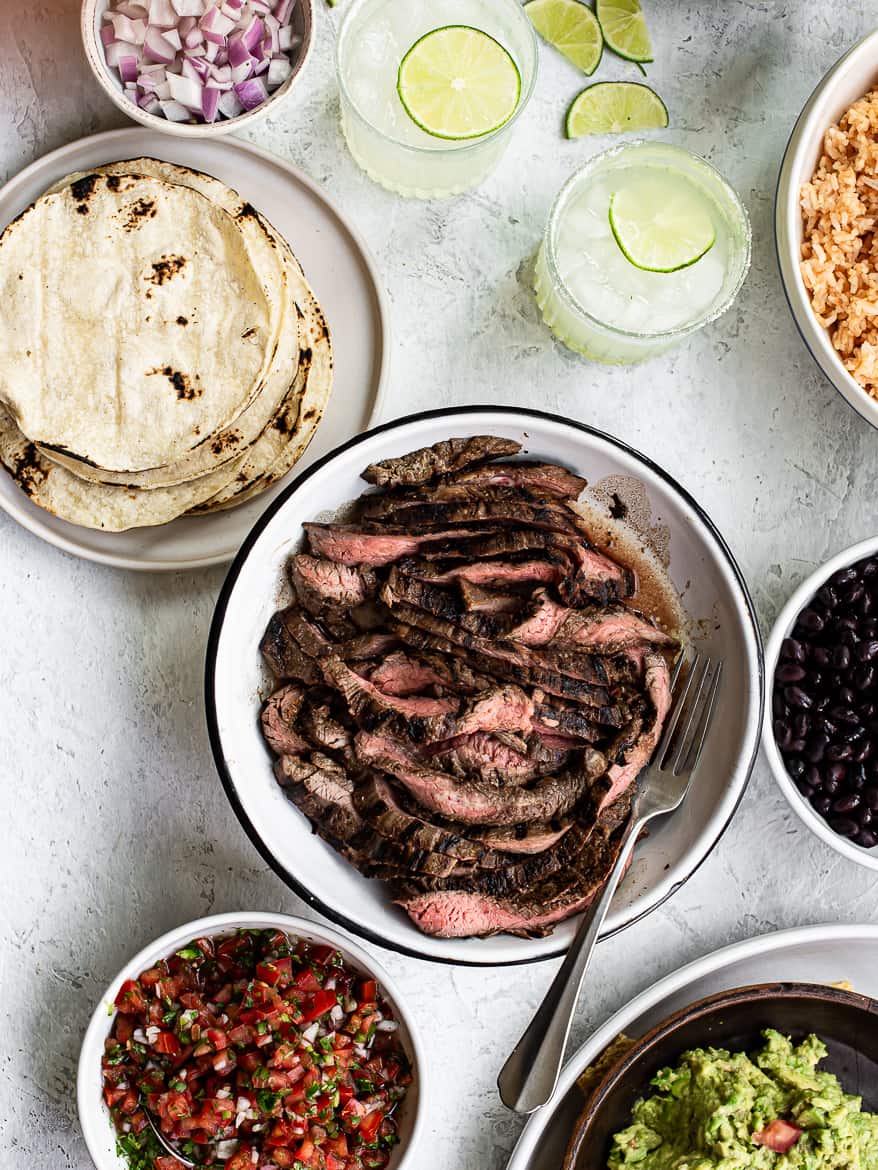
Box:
[3,3,878,1168]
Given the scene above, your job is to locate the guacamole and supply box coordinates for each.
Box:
[608,1029,878,1170]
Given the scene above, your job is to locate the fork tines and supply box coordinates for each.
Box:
[657,653,723,776]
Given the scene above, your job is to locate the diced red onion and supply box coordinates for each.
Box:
[234,74,267,109]
[101,0,298,122]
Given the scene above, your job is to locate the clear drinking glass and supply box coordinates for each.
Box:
[534,141,752,364]
[336,0,538,199]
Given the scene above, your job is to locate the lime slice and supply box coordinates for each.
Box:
[524,0,603,76]
[596,0,652,63]
[608,176,716,272]
[397,25,522,141]
[565,81,668,137]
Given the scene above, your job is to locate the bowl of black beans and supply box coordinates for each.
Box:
[764,538,878,869]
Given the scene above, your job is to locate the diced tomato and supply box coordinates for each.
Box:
[269,1150,297,1168]
[206,1027,228,1050]
[268,1041,302,1070]
[358,1109,384,1144]
[238,1050,263,1074]
[326,1135,349,1157]
[103,1085,128,1108]
[325,1156,346,1170]
[310,945,337,964]
[194,1097,236,1134]
[358,979,377,1005]
[152,1031,182,1057]
[292,968,322,994]
[295,1138,316,1163]
[156,1090,193,1121]
[156,1157,180,1170]
[113,1015,135,1043]
[226,1146,255,1170]
[753,1120,803,1153]
[266,1119,303,1147]
[118,1088,139,1116]
[300,990,337,1025]
[340,1098,368,1124]
[256,957,293,987]
[114,979,147,1014]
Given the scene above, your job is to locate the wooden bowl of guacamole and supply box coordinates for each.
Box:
[564,982,878,1170]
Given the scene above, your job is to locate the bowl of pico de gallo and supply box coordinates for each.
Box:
[77,912,426,1170]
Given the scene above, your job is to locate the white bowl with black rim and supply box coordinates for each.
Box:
[763,536,878,873]
[205,406,764,966]
[776,26,878,431]
[77,911,426,1170]
[81,0,314,138]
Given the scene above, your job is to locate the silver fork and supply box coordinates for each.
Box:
[497,653,723,1115]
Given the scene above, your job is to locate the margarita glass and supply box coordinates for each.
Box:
[534,141,751,364]
[336,0,538,198]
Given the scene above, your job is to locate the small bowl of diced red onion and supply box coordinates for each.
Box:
[81,0,313,135]
[77,911,426,1170]
[764,535,878,872]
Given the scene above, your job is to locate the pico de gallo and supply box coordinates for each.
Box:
[101,929,412,1170]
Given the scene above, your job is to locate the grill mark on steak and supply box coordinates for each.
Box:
[602,654,673,808]
[341,632,402,661]
[322,656,458,742]
[387,608,625,720]
[260,685,309,756]
[289,555,378,613]
[382,571,519,640]
[506,591,678,654]
[398,554,563,595]
[304,523,495,567]
[425,731,570,787]
[396,798,630,937]
[474,819,574,855]
[260,608,323,685]
[361,435,521,487]
[457,580,525,615]
[354,730,606,825]
[297,701,354,762]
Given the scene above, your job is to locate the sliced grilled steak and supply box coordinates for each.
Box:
[416,529,634,605]
[353,774,508,868]
[297,701,354,761]
[382,571,518,640]
[361,435,521,488]
[396,800,629,937]
[506,591,678,654]
[304,523,495,568]
[276,755,477,879]
[261,685,309,756]
[259,608,323,685]
[368,653,449,697]
[341,632,401,661]
[426,731,570,787]
[474,819,574,855]
[398,554,563,595]
[458,580,524,615]
[602,654,673,808]
[387,609,625,720]
[321,656,458,742]
[354,730,606,825]
[289,555,378,614]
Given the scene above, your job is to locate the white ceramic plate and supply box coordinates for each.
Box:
[507,922,878,1170]
[775,26,878,432]
[763,536,878,871]
[205,406,764,966]
[77,911,426,1170]
[0,128,389,571]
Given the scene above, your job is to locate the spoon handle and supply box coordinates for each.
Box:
[497,812,642,1114]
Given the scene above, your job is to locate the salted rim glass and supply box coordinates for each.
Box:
[541,141,753,343]
[335,0,539,163]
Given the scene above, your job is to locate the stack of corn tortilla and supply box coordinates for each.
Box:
[0,158,332,531]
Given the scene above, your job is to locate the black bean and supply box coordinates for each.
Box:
[827,742,853,761]
[812,795,833,816]
[849,764,868,790]
[772,693,786,719]
[855,830,878,848]
[812,646,831,668]
[804,765,822,789]
[788,738,807,753]
[832,645,852,670]
[792,713,810,738]
[781,638,806,663]
[798,609,825,633]
[826,762,847,785]
[839,628,860,648]
[839,687,856,705]
[832,567,858,587]
[859,808,873,828]
[785,687,813,710]
[859,593,873,618]
[774,720,791,749]
[833,793,862,814]
[817,585,837,609]
[857,640,878,663]
[861,702,875,719]
[808,670,824,690]
[853,741,873,764]
[843,584,865,606]
[814,695,831,712]
[796,779,816,800]
[776,663,806,684]
[830,816,859,837]
[866,786,878,811]
[856,665,876,690]
[830,706,859,724]
[838,616,859,631]
[865,560,878,579]
[786,757,806,779]
[805,734,829,763]
[823,772,841,796]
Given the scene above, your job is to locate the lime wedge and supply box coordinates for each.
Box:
[565,81,668,137]
[596,0,652,63]
[524,0,603,76]
[397,25,521,141]
[608,176,716,272]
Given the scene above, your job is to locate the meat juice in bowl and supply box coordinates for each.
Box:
[335,0,538,197]
[534,142,752,364]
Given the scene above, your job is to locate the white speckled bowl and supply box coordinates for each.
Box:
[763,536,878,872]
[77,911,426,1170]
[776,26,878,431]
[205,406,764,967]
[81,0,314,137]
